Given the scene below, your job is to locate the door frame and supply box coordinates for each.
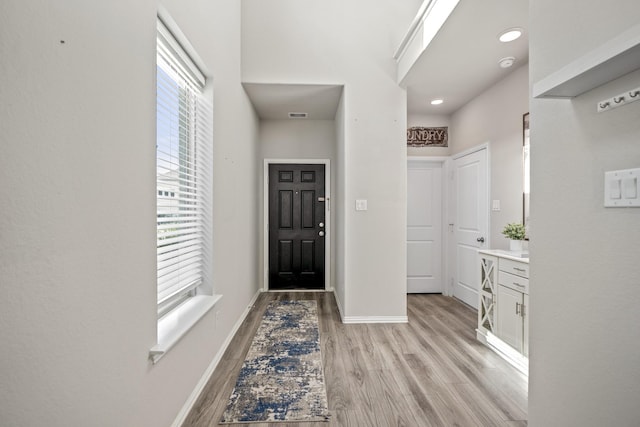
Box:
[263,158,331,292]
[407,156,449,295]
[449,142,491,300]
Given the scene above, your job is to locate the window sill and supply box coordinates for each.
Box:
[149,294,222,364]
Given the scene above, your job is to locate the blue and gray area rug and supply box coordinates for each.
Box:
[220,300,330,424]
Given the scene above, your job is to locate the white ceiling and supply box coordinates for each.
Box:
[242,0,528,119]
[403,0,529,115]
[242,83,344,120]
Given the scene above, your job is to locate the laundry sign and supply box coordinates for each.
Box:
[407,126,448,147]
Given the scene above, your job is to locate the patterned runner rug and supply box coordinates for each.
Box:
[220,300,330,424]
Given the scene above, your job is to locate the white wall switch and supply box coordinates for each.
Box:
[355,199,368,211]
[623,177,637,199]
[609,179,621,199]
[605,168,640,207]
[492,200,501,211]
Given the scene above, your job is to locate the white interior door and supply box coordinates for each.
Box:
[453,148,488,308]
[407,160,443,293]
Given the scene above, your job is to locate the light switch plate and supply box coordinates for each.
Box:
[355,199,368,211]
[605,168,640,207]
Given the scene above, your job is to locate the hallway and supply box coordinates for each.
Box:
[183,292,528,426]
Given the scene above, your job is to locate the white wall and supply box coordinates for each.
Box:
[243,0,420,319]
[259,119,337,289]
[529,1,640,426]
[335,93,347,313]
[450,64,529,249]
[260,120,336,160]
[0,1,259,426]
[407,114,452,157]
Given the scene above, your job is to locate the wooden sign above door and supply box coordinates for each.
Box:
[407,126,448,147]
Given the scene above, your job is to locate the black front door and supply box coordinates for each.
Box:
[269,164,325,290]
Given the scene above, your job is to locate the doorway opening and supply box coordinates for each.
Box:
[407,158,446,294]
[264,159,331,291]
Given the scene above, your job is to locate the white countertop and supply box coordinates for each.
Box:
[478,249,529,263]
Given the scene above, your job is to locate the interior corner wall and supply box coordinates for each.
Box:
[407,114,452,157]
[334,92,347,313]
[258,119,337,290]
[529,1,640,426]
[242,0,417,319]
[449,64,529,249]
[342,84,408,319]
[0,1,260,426]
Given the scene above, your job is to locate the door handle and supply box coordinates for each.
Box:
[477,237,485,243]
[319,231,325,237]
[319,222,324,228]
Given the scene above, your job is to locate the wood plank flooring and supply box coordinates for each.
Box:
[182,292,528,427]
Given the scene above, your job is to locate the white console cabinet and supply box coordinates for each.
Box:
[477,250,529,374]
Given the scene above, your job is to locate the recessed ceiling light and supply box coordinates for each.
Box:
[431,99,444,105]
[498,28,523,43]
[498,56,516,68]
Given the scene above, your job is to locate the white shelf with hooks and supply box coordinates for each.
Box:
[597,86,640,112]
[533,23,640,99]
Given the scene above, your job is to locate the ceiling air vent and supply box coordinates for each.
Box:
[288,112,308,119]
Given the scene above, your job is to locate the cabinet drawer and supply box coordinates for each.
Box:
[498,271,529,295]
[499,258,529,278]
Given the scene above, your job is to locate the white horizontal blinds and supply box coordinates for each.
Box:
[156,21,212,316]
[157,20,205,90]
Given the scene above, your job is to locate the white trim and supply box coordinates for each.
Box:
[451,142,489,160]
[394,0,461,83]
[333,289,346,322]
[267,289,330,293]
[157,19,205,88]
[342,316,409,324]
[408,155,449,163]
[393,0,461,62]
[170,289,262,427]
[394,0,437,60]
[263,159,332,292]
[485,144,492,251]
[444,157,453,296]
[157,5,210,81]
[477,329,529,376]
[150,295,222,364]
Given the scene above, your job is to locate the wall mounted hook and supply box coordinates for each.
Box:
[597,86,640,113]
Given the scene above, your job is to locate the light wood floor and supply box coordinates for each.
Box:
[183,292,528,427]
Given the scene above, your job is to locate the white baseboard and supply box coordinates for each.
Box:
[454,285,478,310]
[341,316,409,324]
[333,289,408,324]
[333,289,345,322]
[171,289,263,427]
[477,329,529,376]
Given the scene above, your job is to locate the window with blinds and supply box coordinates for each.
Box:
[156,20,213,318]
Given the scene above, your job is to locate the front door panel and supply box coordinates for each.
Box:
[269,164,325,289]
